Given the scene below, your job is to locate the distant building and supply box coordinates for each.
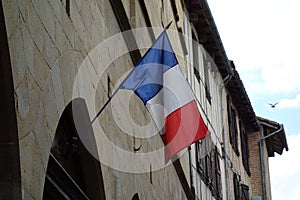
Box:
[0,0,288,199]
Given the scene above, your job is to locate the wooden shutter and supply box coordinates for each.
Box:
[206,153,212,185]
[196,141,207,181]
[227,95,233,145]
[231,108,239,156]
[233,173,240,200]
[240,121,251,175]
[211,150,216,195]
[215,147,222,200]
[241,184,249,200]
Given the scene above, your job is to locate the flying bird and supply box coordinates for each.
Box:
[268,102,279,108]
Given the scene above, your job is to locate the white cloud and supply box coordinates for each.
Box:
[269,134,300,200]
[239,65,300,97]
[277,94,300,109]
[207,0,300,95]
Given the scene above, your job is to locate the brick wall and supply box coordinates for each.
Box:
[249,131,263,197]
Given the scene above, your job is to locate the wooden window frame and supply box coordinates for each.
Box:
[196,140,222,199]
[233,173,240,200]
[241,184,250,200]
[192,31,201,83]
[227,95,239,156]
[203,51,212,104]
[214,147,222,200]
[240,121,251,175]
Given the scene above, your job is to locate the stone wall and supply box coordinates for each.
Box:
[3,0,190,199]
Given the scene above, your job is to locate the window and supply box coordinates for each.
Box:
[233,173,240,200]
[196,140,207,181]
[132,193,140,200]
[196,138,222,200]
[203,51,212,103]
[233,175,249,200]
[241,184,250,200]
[190,26,211,103]
[240,121,251,175]
[227,95,239,156]
[192,32,201,82]
[206,150,213,187]
[214,147,222,200]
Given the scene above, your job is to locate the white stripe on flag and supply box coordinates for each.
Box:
[146,64,194,132]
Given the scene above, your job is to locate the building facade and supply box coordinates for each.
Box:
[0,0,288,199]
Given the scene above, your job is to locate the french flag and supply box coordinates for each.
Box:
[121,30,209,162]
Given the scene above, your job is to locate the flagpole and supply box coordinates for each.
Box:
[90,22,173,125]
[90,87,120,125]
[165,20,173,29]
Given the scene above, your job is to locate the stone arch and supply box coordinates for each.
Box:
[43,98,105,199]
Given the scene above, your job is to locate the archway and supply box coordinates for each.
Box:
[43,98,105,199]
[0,0,21,198]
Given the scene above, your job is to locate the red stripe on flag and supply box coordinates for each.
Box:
[161,100,209,162]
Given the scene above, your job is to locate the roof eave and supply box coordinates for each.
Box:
[258,117,289,157]
[185,0,259,132]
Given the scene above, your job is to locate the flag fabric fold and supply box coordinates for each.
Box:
[121,30,209,162]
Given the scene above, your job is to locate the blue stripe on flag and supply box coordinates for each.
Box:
[121,31,178,104]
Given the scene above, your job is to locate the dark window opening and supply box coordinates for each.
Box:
[233,173,240,200]
[215,148,222,200]
[203,51,211,104]
[66,0,70,17]
[233,174,249,200]
[241,184,250,200]
[150,164,152,184]
[227,95,239,156]
[240,121,250,175]
[132,193,140,200]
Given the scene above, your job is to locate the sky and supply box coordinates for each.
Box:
[207,0,300,199]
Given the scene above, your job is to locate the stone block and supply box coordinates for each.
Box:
[24,0,60,68]
[58,51,82,104]
[54,20,73,54]
[19,132,47,200]
[15,69,42,139]
[33,101,54,152]
[51,65,65,115]
[41,78,59,134]
[8,21,26,89]
[29,44,51,90]
[32,0,56,40]
[48,0,76,48]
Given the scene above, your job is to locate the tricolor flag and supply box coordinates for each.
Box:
[121,30,209,162]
